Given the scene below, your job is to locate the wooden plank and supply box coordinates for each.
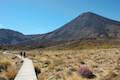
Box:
[14,56,37,80]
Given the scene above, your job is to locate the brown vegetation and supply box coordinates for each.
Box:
[0,52,22,80]
[27,48,120,80]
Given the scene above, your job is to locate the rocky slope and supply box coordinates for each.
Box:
[0,29,29,45]
[1,12,120,47]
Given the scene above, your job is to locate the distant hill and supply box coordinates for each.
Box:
[0,29,30,45]
[1,12,120,49]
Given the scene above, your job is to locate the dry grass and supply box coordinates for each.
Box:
[26,48,120,80]
[1,48,119,80]
[46,40,113,50]
[0,52,21,80]
[0,59,11,72]
[34,64,41,79]
[5,69,16,80]
[0,54,11,72]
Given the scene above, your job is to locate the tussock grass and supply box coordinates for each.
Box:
[27,48,120,80]
[0,55,11,72]
[5,69,16,80]
[34,64,41,79]
[0,52,19,80]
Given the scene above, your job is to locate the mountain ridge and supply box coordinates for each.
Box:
[0,28,30,45]
[1,12,120,48]
[35,12,120,41]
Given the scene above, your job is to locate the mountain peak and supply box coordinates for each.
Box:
[42,12,120,42]
[82,12,96,15]
[80,12,99,18]
[1,12,120,46]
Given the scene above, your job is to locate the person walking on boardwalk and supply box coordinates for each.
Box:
[20,51,23,58]
[23,52,26,58]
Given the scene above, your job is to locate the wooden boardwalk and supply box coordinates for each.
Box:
[14,55,37,80]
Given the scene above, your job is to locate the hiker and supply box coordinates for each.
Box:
[20,51,23,57]
[23,52,26,58]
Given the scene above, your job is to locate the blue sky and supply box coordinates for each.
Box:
[0,0,120,34]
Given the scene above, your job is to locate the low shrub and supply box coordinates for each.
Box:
[77,66,96,79]
[34,65,41,77]
[0,77,7,80]
[0,59,11,71]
